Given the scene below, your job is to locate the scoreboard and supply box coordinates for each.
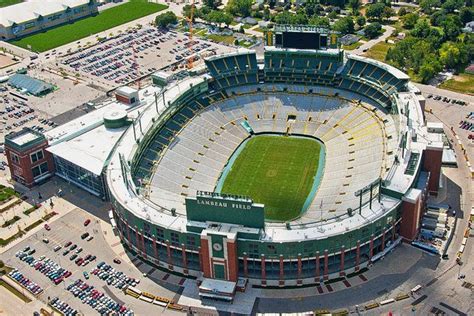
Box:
[266,25,338,50]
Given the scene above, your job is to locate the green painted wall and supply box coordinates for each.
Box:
[186,195,265,229]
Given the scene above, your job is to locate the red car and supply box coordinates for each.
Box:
[44,224,51,231]
[84,219,91,226]
[113,258,121,264]
[64,241,72,247]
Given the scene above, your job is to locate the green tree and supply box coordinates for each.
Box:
[275,11,293,24]
[333,16,355,34]
[419,0,440,14]
[439,42,468,70]
[441,14,463,41]
[203,0,218,9]
[402,13,418,29]
[441,0,463,13]
[263,7,271,21]
[382,6,395,20]
[182,5,194,20]
[328,10,339,19]
[460,7,473,25]
[356,15,366,27]
[309,16,330,28]
[206,10,233,27]
[198,5,211,18]
[155,12,178,28]
[411,18,431,38]
[366,3,386,21]
[386,37,439,75]
[430,10,446,26]
[348,0,360,15]
[226,0,253,17]
[291,12,309,25]
[364,22,382,39]
[398,7,407,16]
[305,0,323,16]
[419,55,442,83]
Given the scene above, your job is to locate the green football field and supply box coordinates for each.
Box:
[10,0,167,52]
[221,135,322,221]
[0,0,22,8]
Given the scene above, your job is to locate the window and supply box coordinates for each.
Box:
[32,162,48,178]
[143,223,151,237]
[30,150,44,163]
[156,228,165,241]
[170,232,180,246]
[248,243,259,254]
[10,153,20,164]
[186,235,196,249]
[24,22,35,29]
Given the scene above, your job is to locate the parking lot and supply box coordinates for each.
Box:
[0,209,182,316]
[59,27,232,89]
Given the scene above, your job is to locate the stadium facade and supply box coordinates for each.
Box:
[105,31,442,288]
[4,27,443,290]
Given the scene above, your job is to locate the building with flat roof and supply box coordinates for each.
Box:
[0,0,98,41]
[43,88,158,198]
[4,128,54,187]
[8,74,54,96]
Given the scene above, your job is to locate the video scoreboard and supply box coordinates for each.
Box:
[266,25,339,50]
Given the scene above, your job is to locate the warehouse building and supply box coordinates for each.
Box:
[8,74,54,96]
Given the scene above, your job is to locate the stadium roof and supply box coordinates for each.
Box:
[45,85,165,176]
[8,74,53,96]
[205,49,254,62]
[0,0,91,27]
[47,124,128,176]
[347,54,410,80]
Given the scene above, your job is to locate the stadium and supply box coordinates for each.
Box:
[106,26,440,290]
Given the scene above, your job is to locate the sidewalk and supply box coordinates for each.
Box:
[0,275,52,314]
[352,25,394,55]
[0,177,102,254]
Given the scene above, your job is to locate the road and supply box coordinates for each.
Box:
[351,25,395,55]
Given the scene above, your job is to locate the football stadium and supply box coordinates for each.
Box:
[106,26,441,291]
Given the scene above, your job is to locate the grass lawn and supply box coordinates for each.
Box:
[10,0,167,52]
[0,0,21,8]
[0,185,19,203]
[238,40,254,48]
[439,73,474,95]
[342,41,362,51]
[363,41,393,62]
[221,135,322,221]
[206,34,235,45]
[253,27,266,33]
[195,29,208,36]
